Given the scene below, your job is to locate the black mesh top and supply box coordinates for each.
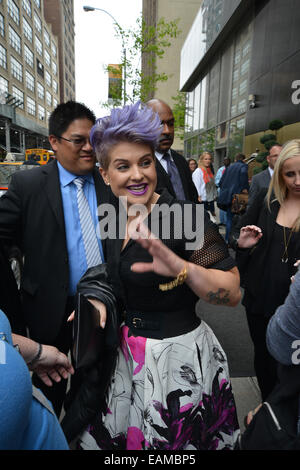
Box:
[106,190,236,316]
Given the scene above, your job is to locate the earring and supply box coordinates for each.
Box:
[106,181,110,186]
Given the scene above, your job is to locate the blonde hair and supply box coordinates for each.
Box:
[266,139,300,231]
[198,152,212,169]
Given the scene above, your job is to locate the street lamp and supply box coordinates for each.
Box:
[83,5,126,105]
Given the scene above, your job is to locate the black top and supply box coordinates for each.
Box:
[106,190,235,320]
[244,222,299,317]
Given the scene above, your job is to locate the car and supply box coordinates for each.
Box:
[0,162,37,197]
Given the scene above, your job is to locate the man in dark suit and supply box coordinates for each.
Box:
[0,101,111,416]
[248,144,282,207]
[146,99,198,203]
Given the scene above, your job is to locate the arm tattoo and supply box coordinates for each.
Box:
[206,288,230,305]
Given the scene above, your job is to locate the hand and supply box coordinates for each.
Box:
[67,298,107,329]
[30,345,74,387]
[245,404,262,427]
[130,223,185,278]
[237,225,263,249]
[291,260,300,282]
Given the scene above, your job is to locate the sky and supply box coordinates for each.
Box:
[74,0,142,119]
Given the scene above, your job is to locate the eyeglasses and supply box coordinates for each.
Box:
[56,135,91,147]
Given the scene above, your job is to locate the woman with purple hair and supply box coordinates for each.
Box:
[69,101,241,450]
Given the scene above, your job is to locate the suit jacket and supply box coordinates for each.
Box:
[218,160,249,207]
[248,168,271,208]
[0,160,111,343]
[155,149,198,203]
[233,189,300,313]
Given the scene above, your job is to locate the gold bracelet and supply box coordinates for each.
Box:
[159,263,188,291]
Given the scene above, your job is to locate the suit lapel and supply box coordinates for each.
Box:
[42,161,66,234]
[155,158,175,197]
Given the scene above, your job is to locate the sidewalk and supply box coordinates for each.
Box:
[215,211,262,432]
[231,376,261,432]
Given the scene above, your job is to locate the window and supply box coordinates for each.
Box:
[7,0,20,25]
[9,26,21,55]
[44,29,50,47]
[51,41,57,57]
[27,96,35,115]
[22,0,32,17]
[241,58,250,76]
[33,0,41,9]
[52,61,57,76]
[239,79,248,96]
[33,12,41,33]
[238,99,246,114]
[0,13,5,37]
[0,75,8,95]
[37,82,44,100]
[46,90,51,106]
[44,49,50,67]
[52,79,58,94]
[23,17,33,42]
[11,56,23,81]
[25,70,34,91]
[45,70,51,87]
[234,50,240,65]
[12,86,24,108]
[24,44,33,67]
[242,41,251,58]
[36,58,44,77]
[38,104,45,120]
[233,69,239,83]
[35,35,42,56]
[0,45,7,69]
[53,98,58,108]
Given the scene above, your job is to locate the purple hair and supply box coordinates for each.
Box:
[90,101,162,169]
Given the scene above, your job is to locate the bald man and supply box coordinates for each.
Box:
[147,99,198,203]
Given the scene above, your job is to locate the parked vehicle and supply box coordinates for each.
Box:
[25,148,54,165]
[0,162,37,197]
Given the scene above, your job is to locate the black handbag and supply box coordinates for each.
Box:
[72,293,104,369]
[236,364,300,450]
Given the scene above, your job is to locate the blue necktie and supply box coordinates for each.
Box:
[73,177,102,268]
[163,153,186,200]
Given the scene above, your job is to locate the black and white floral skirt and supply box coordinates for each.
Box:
[78,321,239,450]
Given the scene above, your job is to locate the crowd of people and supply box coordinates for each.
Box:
[0,97,299,451]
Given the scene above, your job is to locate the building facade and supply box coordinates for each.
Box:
[142,0,202,152]
[180,0,300,168]
[43,0,75,104]
[0,0,74,157]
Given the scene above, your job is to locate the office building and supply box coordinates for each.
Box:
[0,0,74,157]
[142,0,202,151]
[43,0,75,104]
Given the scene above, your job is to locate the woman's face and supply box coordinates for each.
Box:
[281,155,300,197]
[202,154,212,167]
[100,141,157,210]
[189,160,197,172]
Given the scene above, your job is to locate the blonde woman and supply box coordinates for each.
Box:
[192,152,217,216]
[233,139,300,400]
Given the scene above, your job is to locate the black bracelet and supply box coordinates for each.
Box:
[28,342,43,366]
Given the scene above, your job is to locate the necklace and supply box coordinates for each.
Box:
[282,226,294,263]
